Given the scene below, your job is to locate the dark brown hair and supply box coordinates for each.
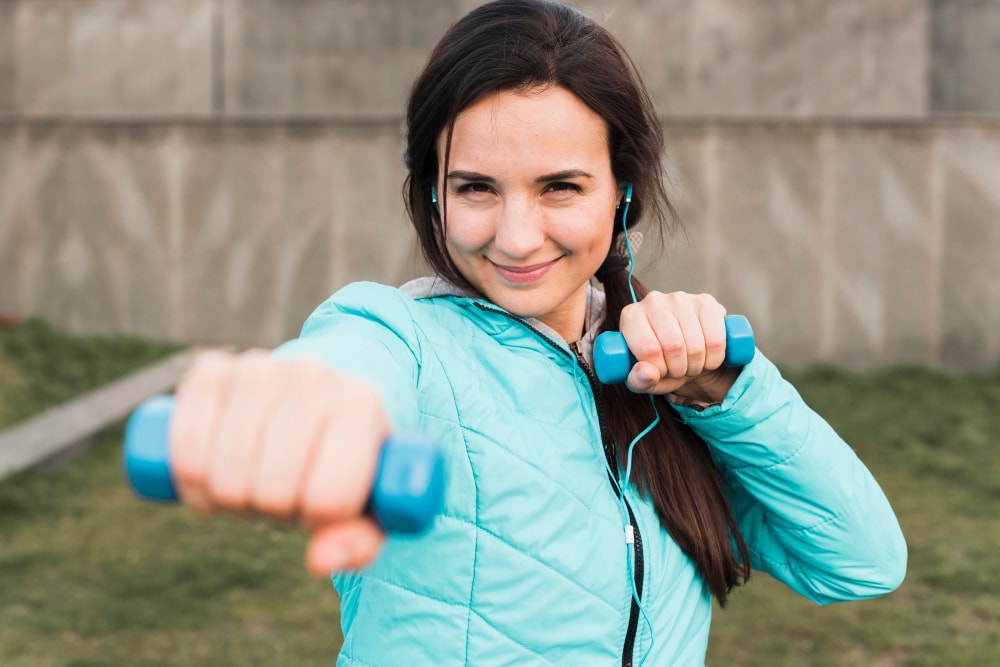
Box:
[403,0,749,604]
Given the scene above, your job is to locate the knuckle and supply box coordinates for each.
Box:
[180,350,233,393]
[169,422,208,487]
[618,301,642,324]
[301,477,356,524]
[705,337,726,356]
[631,338,661,361]
[171,457,207,491]
[209,479,248,510]
[339,378,384,420]
[645,291,669,308]
[253,488,296,518]
[281,359,331,390]
[661,336,686,358]
[232,351,274,389]
[297,359,335,388]
[697,293,725,315]
[663,290,689,305]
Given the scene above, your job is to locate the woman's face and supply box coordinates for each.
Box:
[437,86,620,343]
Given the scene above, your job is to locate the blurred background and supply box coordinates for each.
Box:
[1,0,998,369]
[1,2,999,666]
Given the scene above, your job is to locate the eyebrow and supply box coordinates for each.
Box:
[446,169,595,184]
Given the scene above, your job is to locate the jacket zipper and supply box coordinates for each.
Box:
[569,341,644,667]
[470,303,644,666]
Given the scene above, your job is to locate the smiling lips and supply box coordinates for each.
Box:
[490,258,561,285]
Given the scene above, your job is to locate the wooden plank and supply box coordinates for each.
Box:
[0,349,196,480]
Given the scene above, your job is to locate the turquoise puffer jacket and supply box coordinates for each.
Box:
[275,280,906,667]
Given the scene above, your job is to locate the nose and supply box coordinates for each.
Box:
[493,195,545,260]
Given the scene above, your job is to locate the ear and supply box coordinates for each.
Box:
[619,181,633,204]
[616,181,633,209]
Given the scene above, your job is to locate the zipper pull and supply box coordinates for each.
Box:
[569,341,591,370]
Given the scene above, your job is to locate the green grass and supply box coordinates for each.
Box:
[707,365,1000,667]
[0,321,337,666]
[1,321,998,665]
[0,319,183,428]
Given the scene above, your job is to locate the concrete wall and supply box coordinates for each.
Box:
[1,0,999,369]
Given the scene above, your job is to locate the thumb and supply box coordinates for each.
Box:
[305,519,385,577]
[626,361,660,394]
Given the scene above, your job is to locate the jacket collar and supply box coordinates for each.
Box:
[399,276,606,366]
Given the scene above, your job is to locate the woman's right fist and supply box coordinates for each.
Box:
[169,350,390,575]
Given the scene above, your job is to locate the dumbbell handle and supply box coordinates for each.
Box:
[123,394,444,534]
[593,314,755,385]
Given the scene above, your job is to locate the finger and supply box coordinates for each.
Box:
[207,349,277,512]
[700,299,729,371]
[306,519,385,576]
[629,363,694,395]
[645,301,690,378]
[171,350,235,515]
[626,360,660,393]
[618,301,668,379]
[251,361,335,520]
[299,378,388,528]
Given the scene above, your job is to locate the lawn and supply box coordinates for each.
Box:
[1,320,998,666]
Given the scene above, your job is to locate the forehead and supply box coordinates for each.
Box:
[442,86,611,176]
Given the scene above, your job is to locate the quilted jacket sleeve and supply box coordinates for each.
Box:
[270,282,423,434]
[670,351,907,605]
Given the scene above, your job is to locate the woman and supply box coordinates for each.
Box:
[169,1,906,665]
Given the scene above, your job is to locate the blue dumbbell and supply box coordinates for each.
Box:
[123,394,445,534]
[593,314,755,385]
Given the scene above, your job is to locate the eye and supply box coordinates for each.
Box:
[546,182,582,194]
[455,182,494,195]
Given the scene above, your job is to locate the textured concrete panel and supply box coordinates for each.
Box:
[594,0,928,118]
[655,123,828,365]
[0,0,947,120]
[223,0,460,116]
[873,127,944,365]
[323,125,424,288]
[581,0,691,116]
[1,121,420,346]
[654,124,715,292]
[827,126,939,367]
[178,125,316,346]
[676,0,757,116]
[10,0,213,116]
[931,0,1000,113]
[4,118,1000,366]
[939,126,1000,367]
[798,0,926,117]
[23,126,127,332]
[0,126,46,315]
[867,0,931,117]
[176,123,417,346]
[0,2,14,113]
[751,1,812,115]
[7,125,182,339]
[98,126,185,339]
[0,125,188,339]
[715,125,828,365]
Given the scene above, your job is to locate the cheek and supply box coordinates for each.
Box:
[444,210,493,254]
[551,209,616,254]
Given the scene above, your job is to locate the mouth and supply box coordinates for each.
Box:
[490,258,561,285]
